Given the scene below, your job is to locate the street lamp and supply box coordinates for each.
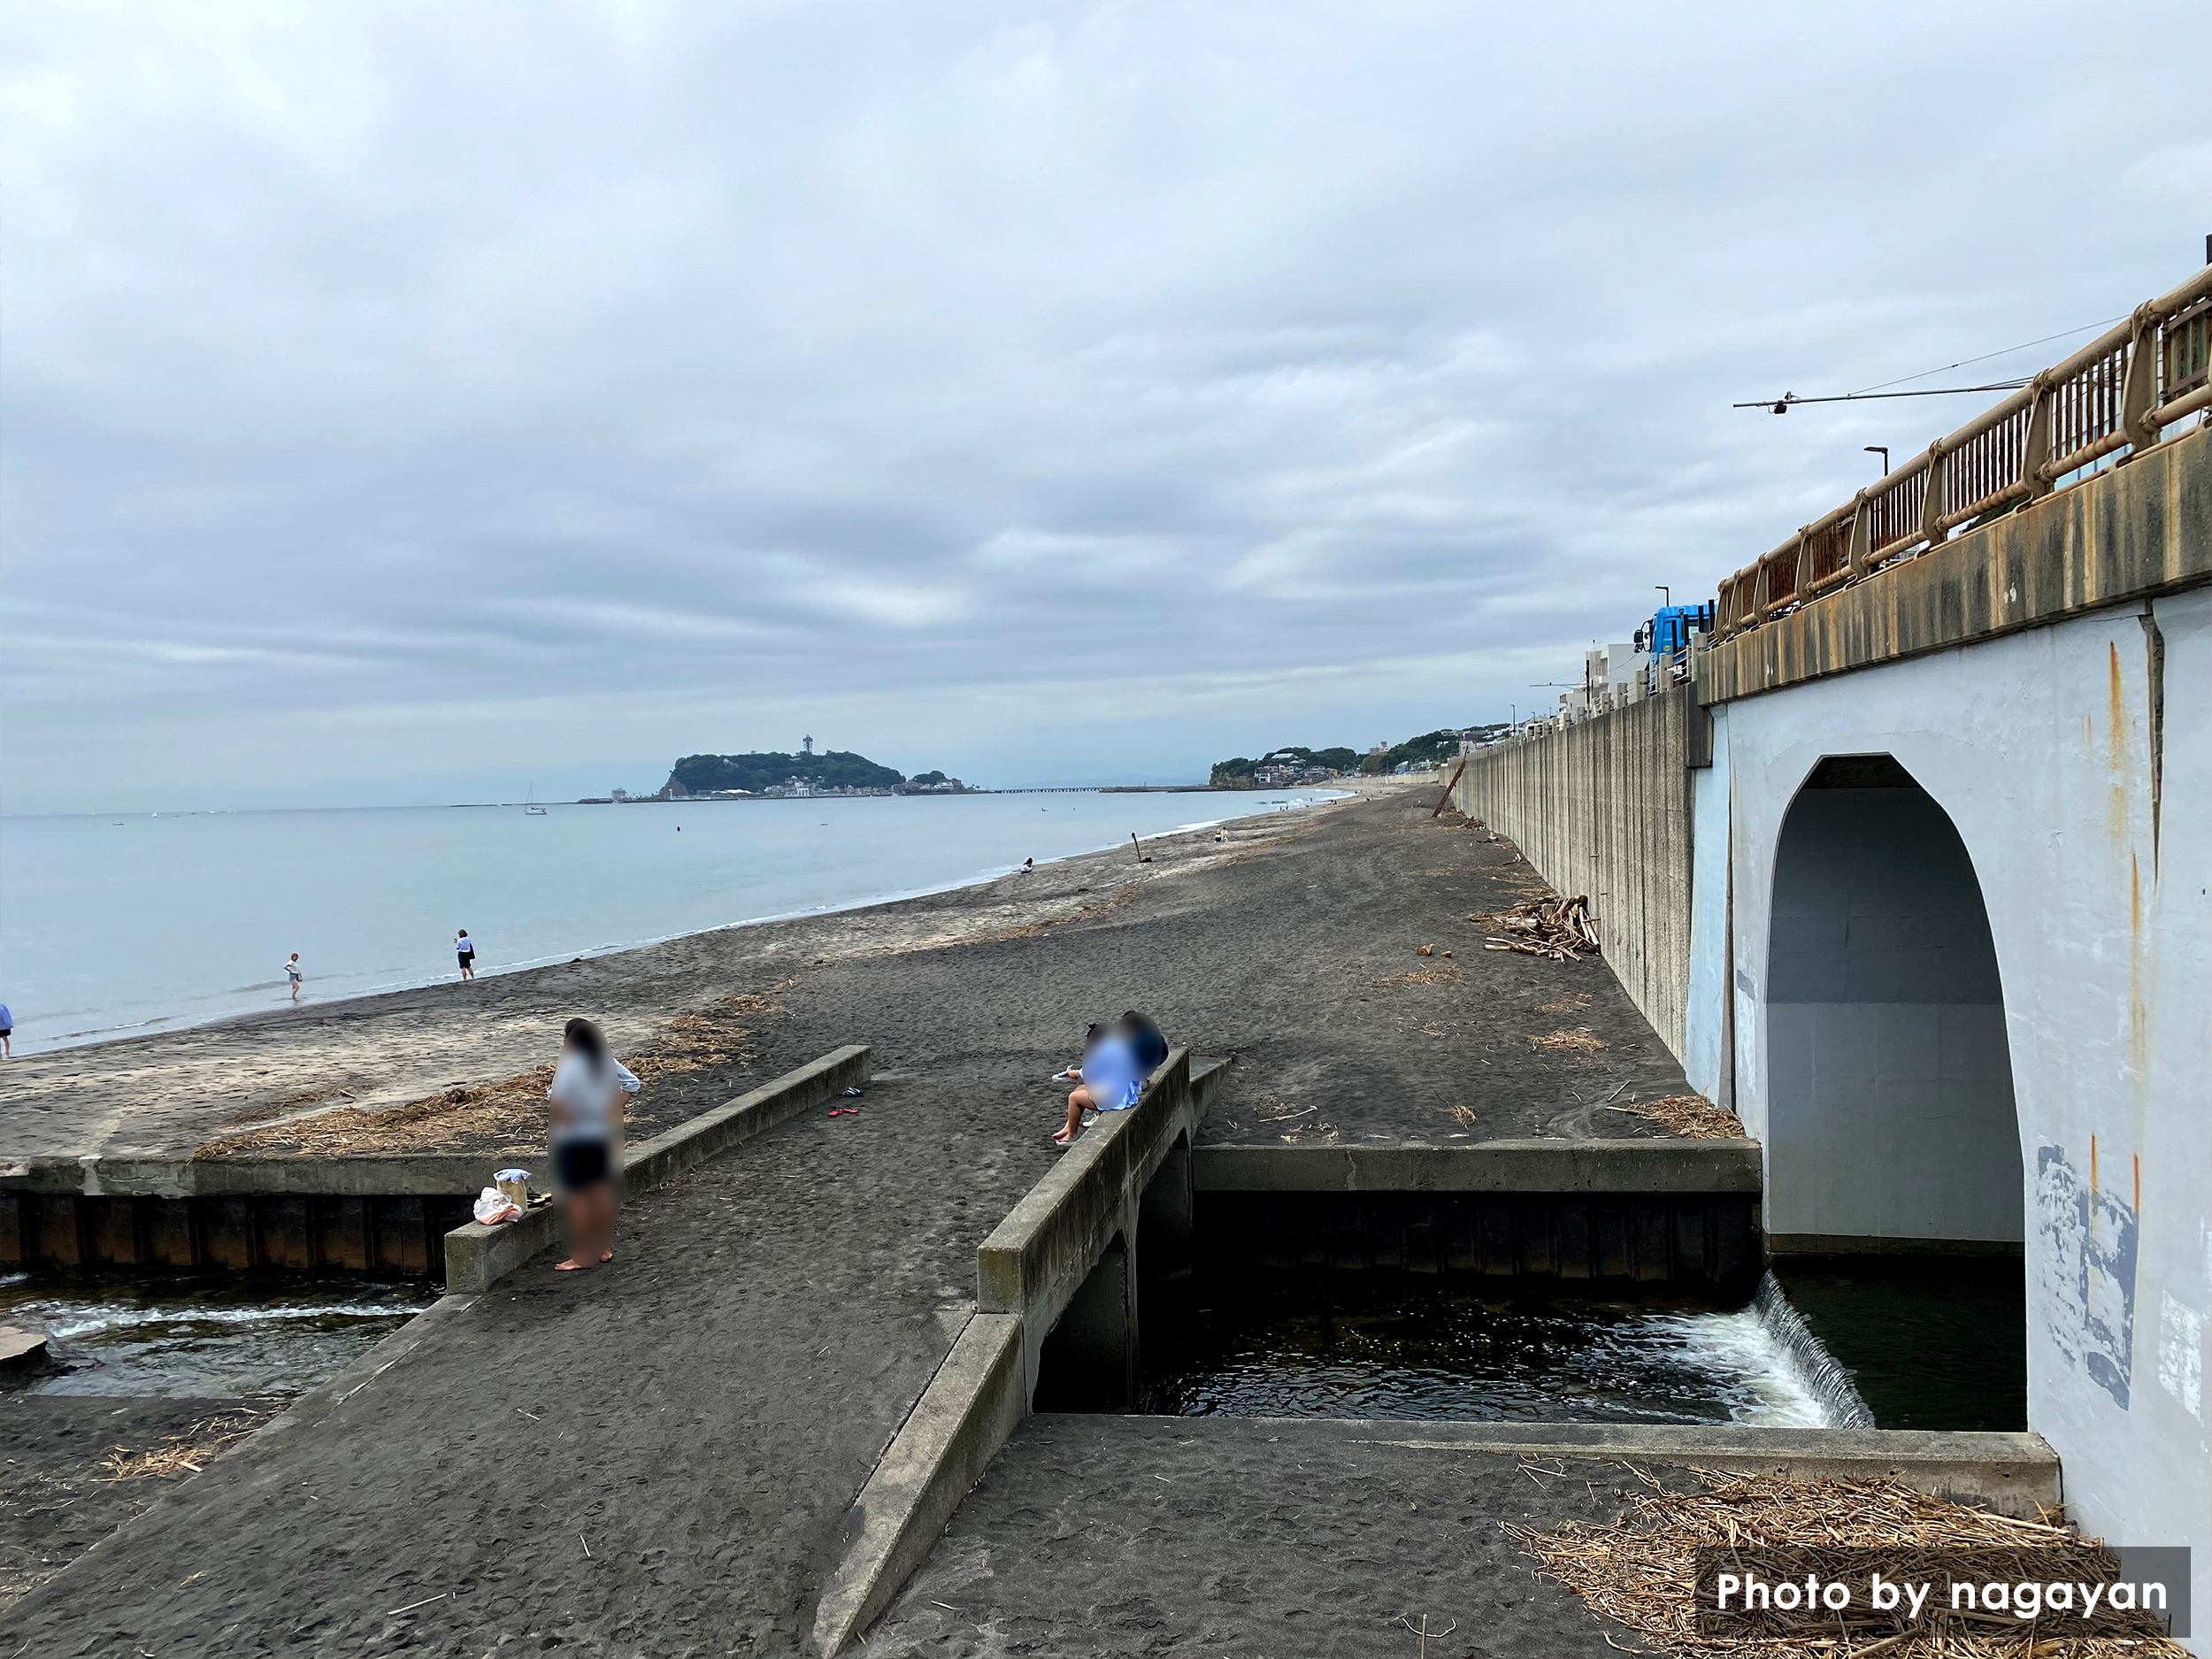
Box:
[1864,445,1889,475]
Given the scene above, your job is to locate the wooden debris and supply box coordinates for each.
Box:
[1608,1093,1746,1139]
[1505,1467,2186,1657]
[1475,895,1599,961]
[1531,1028,1607,1053]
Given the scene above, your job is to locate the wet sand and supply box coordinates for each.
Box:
[866,1415,1662,1657]
[3,785,1689,1167]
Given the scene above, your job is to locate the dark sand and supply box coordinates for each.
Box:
[3,786,1686,1164]
[866,1415,1658,1657]
[0,791,1696,1655]
[0,1395,272,1611]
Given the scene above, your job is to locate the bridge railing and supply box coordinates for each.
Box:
[1717,264,2212,638]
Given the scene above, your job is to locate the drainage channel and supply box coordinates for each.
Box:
[0,1268,437,1399]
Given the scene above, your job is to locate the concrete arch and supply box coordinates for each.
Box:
[1762,754,2024,1250]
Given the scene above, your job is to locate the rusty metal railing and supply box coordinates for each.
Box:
[1717,265,2212,637]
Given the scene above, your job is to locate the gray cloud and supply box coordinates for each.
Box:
[2,0,2204,809]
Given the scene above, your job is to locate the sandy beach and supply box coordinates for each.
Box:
[2,782,1693,1168]
[0,785,1722,1654]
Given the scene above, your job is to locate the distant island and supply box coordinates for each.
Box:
[658,749,972,800]
[1210,725,1510,787]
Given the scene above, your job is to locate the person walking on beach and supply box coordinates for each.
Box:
[282,953,303,1002]
[0,1002,12,1057]
[547,1017,640,1271]
[454,929,477,980]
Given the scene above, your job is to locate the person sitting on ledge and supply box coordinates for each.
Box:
[1054,1015,1151,1148]
[1121,1009,1169,1073]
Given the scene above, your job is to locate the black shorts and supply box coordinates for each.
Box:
[554,1139,611,1190]
[457,951,474,968]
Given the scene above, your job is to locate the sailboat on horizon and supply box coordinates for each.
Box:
[525,782,548,817]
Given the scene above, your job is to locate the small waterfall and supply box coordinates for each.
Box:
[1753,1272,1876,1428]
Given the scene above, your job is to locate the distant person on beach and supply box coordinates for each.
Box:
[282,953,302,1002]
[0,1002,12,1056]
[547,1016,640,1271]
[1021,856,1033,873]
[455,929,477,980]
[1054,1017,1145,1148]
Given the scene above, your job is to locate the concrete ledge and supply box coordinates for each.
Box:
[442,1045,870,1293]
[1192,1139,1763,1194]
[1,1153,494,1198]
[1769,1233,2024,1258]
[1317,1422,2060,1518]
[976,1049,1195,1387]
[812,1313,1026,1657]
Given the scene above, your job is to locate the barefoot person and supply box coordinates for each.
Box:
[282,953,303,1002]
[0,1002,12,1057]
[1054,1018,1145,1148]
[547,1017,640,1271]
[454,928,477,980]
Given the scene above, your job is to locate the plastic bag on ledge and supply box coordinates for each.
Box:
[472,1187,522,1226]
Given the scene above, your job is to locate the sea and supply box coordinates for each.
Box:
[0,789,1340,1056]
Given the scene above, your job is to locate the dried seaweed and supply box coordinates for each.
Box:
[1505,1467,2185,1657]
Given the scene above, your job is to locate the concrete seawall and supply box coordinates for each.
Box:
[1194,1141,1761,1288]
[1450,684,1695,1064]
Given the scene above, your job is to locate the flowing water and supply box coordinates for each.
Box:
[0,1271,437,1398]
[1139,1272,1841,1426]
[0,788,1338,1054]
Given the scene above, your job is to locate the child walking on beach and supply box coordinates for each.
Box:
[547,1017,640,1271]
[282,953,303,1002]
[454,929,477,980]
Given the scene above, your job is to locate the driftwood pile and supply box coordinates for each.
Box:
[1478,895,1598,961]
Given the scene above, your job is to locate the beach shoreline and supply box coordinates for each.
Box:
[0,789,1394,1164]
[2,787,1350,1061]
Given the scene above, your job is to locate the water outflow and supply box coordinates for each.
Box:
[1753,1271,1876,1428]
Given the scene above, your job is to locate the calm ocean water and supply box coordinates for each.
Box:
[0,789,1337,1056]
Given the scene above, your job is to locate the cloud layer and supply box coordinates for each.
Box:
[3,1,2204,808]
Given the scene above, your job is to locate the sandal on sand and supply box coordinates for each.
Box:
[600,1250,614,1263]
[555,1258,588,1271]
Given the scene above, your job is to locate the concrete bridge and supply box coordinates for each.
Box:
[1454,269,2209,1624]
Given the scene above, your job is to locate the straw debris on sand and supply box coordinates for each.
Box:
[1372,963,1465,987]
[195,991,784,1158]
[1532,1027,1608,1053]
[1507,1467,2185,1657]
[1611,1093,1747,1139]
[1477,894,1601,961]
[98,1409,266,1482]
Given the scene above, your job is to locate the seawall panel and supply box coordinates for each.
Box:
[1450,685,1694,1063]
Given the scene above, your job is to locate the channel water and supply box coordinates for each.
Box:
[0,1271,436,1399]
[1135,1262,2016,1430]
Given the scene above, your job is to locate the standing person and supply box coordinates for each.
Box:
[282,953,303,1002]
[0,1002,12,1057]
[454,929,477,980]
[546,1017,640,1271]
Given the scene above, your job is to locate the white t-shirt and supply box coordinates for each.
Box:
[284,960,302,979]
[547,1050,641,1144]
[456,935,474,954]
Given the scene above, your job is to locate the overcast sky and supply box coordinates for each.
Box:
[2,2,2204,810]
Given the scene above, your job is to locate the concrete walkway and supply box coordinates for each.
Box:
[2,1069,1061,1656]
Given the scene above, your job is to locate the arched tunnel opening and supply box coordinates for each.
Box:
[1761,753,2026,1428]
